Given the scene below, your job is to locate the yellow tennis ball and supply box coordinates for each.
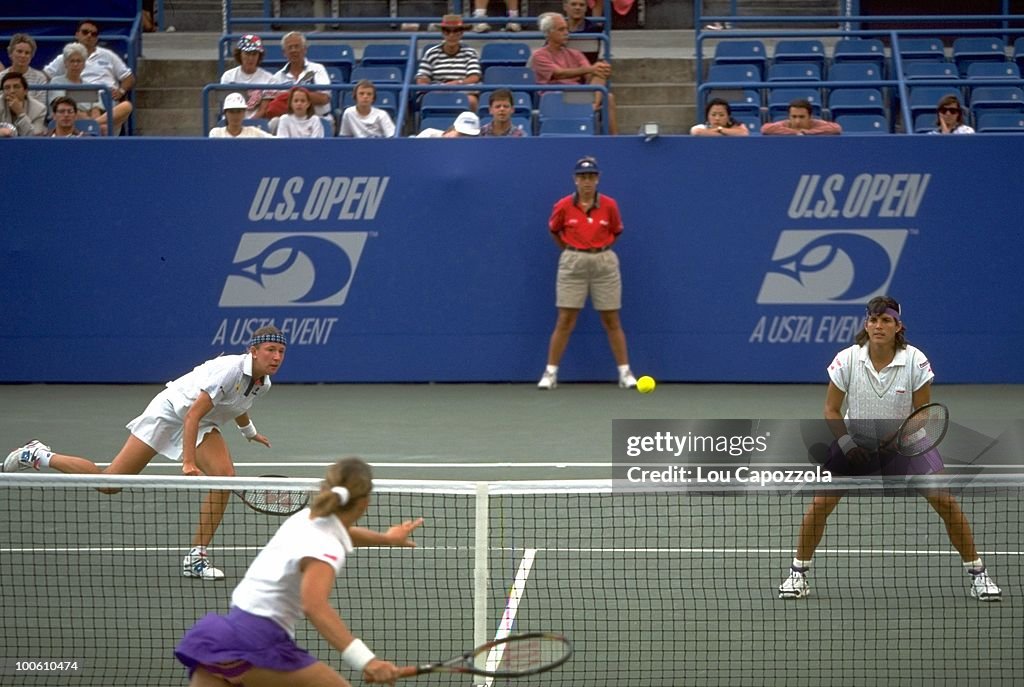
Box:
[637,375,656,394]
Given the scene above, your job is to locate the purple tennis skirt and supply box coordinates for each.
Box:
[823,440,945,477]
[175,606,317,679]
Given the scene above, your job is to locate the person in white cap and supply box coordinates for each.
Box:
[415,110,480,138]
[220,34,275,120]
[209,92,274,138]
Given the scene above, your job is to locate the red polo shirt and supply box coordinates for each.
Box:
[549,192,623,250]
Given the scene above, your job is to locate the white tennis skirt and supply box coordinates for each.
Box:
[126,390,220,462]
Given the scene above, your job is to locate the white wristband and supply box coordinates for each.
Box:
[342,638,375,672]
[837,434,857,455]
[239,421,258,440]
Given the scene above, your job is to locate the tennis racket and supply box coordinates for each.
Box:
[397,632,572,679]
[234,474,310,516]
[880,402,950,457]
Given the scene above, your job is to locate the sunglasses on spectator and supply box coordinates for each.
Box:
[55,108,76,115]
[938,107,960,114]
[78,28,99,36]
[442,28,464,34]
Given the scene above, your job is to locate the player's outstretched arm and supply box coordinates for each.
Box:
[349,517,425,547]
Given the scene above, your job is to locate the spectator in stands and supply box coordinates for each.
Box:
[762,99,841,136]
[530,12,618,134]
[276,87,326,138]
[473,0,522,32]
[690,97,749,136]
[220,34,275,120]
[929,94,974,135]
[0,72,46,136]
[416,15,483,112]
[480,88,525,136]
[269,32,332,122]
[209,92,274,138]
[48,43,132,136]
[339,80,396,138]
[565,0,602,33]
[44,20,135,111]
[415,110,481,138]
[1,34,49,105]
[49,96,84,137]
[537,156,637,390]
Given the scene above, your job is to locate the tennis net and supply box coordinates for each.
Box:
[1,473,1022,686]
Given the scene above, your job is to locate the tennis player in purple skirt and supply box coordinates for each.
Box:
[176,457,423,686]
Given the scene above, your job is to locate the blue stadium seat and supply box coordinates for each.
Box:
[350,66,404,83]
[903,61,958,80]
[420,91,472,119]
[712,40,768,78]
[483,66,535,85]
[828,88,886,118]
[538,118,594,136]
[908,86,962,120]
[320,116,335,136]
[732,113,762,134]
[1015,37,1024,72]
[952,37,1006,76]
[975,111,1024,132]
[360,44,412,76]
[913,112,938,133]
[969,86,1024,115]
[767,88,822,119]
[897,37,946,63]
[479,42,531,69]
[828,62,882,83]
[705,64,760,85]
[767,62,822,82]
[832,39,886,71]
[966,62,1021,80]
[720,89,762,116]
[479,90,532,116]
[538,92,594,123]
[773,40,826,69]
[835,114,888,134]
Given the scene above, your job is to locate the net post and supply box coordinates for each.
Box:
[473,481,489,674]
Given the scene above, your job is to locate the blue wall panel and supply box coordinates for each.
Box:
[2,136,1021,383]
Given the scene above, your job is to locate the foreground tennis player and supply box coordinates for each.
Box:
[778,297,1001,602]
[176,457,422,686]
[4,326,287,580]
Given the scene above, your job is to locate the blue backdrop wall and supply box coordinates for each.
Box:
[2,136,1021,383]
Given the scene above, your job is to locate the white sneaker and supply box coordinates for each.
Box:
[3,440,50,472]
[473,21,491,32]
[618,370,638,389]
[778,569,810,599]
[182,549,225,580]
[970,571,1002,602]
[537,370,557,390]
[506,21,521,32]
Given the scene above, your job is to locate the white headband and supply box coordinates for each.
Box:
[331,486,350,506]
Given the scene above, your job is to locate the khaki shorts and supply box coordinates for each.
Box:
[555,249,622,311]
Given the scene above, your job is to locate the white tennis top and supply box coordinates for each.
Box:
[164,352,272,426]
[232,509,352,635]
[827,343,934,445]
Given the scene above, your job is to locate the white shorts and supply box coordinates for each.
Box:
[126,390,220,462]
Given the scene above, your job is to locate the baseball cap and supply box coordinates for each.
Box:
[574,156,600,174]
[222,92,247,111]
[452,111,480,136]
[237,34,264,53]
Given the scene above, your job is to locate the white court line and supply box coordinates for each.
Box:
[482,549,537,687]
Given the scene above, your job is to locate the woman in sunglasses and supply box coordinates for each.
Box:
[930,94,974,135]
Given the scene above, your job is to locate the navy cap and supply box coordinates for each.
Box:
[574,156,600,174]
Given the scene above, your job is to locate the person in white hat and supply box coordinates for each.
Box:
[415,110,480,138]
[209,92,274,138]
[220,34,275,120]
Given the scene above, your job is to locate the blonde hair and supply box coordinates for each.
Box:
[309,457,374,518]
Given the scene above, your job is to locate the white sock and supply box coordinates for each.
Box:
[190,546,207,557]
[792,558,811,571]
[36,449,54,468]
[617,364,631,377]
[964,558,984,574]
[508,10,519,17]
[546,365,559,375]
[474,8,487,17]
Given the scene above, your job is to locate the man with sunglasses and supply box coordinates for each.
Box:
[44,20,135,107]
[929,94,974,135]
[415,15,483,112]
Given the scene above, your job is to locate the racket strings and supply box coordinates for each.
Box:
[492,636,570,673]
[245,488,305,515]
[898,405,949,454]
